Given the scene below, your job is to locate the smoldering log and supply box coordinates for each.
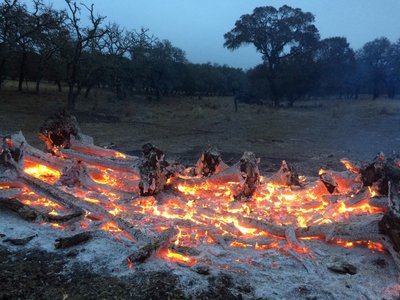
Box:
[238,214,383,241]
[59,149,140,174]
[39,110,81,153]
[0,188,22,199]
[55,231,93,249]
[7,131,72,172]
[340,158,361,174]
[268,160,302,187]
[0,196,82,223]
[3,234,37,246]
[0,197,38,221]
[59,160,135,199]
[139,143,169,196]
[344,189,370,207]
[17,172,145,241]
[69,135,138,161]
[127,227,178,263]
[234,152,260,200]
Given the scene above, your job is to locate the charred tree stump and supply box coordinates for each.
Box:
[195,146,223,177]
[1,135,24,168]
[39,110,81,153]
[234,152,260,200]
[379,182,400,251]
[139,143,169,196]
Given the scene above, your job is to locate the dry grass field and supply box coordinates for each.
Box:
[1,81,400,175]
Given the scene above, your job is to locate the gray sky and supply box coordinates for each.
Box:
[44,0,400,69]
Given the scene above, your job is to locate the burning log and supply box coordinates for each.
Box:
[6,132,72,173]
[15,172,144,240]
[139,143,169,196]
[39,110,81,153]
[55,231,93,249]
[194,146,227,177]
[127,227,178,263]
[59,160,135,198]
[59,149,139,174]
[340,158,361,174]
[234,152,260,200]
[268,160,302,187]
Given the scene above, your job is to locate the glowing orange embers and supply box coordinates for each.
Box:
[332,239,385,253]
[100,221,135,241]
[24,160,61,184]
[12,150,388,270]
[159,248,197,266]
[87,165,139,192]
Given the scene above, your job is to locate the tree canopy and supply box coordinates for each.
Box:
[224,5,319,106]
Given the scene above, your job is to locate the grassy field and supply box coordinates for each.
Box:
[1,81,400,175]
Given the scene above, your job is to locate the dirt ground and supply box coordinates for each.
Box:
[1,83,400,176]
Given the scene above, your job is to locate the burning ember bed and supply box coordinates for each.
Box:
[1,111,400,299]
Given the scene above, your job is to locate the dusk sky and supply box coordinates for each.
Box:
[43,0,400,69]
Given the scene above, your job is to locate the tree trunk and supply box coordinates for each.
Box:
[0,57,6,90]
[84,85,92,98]
[55,79,62,92]
[18,51,28,92]
[67,84,75,111]
[268,76,279,107]
[234,97,238,112]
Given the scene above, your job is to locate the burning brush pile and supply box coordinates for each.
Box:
[1,111,400,299]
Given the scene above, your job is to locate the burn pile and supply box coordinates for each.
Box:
[0,112,400,299]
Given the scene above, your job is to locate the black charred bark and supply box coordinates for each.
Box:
[234,152,260,200]
[195,146,222,177]
[139,143,169,196]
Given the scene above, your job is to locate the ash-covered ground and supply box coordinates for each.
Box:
[1,210,399,300]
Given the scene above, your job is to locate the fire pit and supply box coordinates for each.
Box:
[0,112,399,299]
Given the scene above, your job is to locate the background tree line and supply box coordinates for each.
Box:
[1,1,400,110]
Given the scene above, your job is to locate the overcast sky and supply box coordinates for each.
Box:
[43,0,400,69]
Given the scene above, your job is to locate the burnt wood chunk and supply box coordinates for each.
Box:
[39,110,81,153]
[139,143,169,196]
[195,146,222,177]
[319,172,339,194]
[269,160,301,187]
[55,232,93,249]
[234,152,260,200]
